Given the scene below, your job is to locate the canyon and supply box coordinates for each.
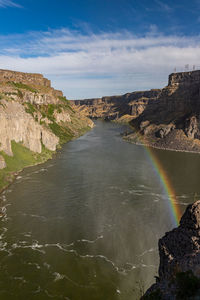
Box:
[72,70,200,153]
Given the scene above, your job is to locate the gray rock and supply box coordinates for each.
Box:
[142,201,200,299]
[0,155,6,169]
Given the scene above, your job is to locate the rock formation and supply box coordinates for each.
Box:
[142,200,200,300]
[71,89,161,121]
[0,69,51,88]
[73,70,200,153]
[0,69,93,190]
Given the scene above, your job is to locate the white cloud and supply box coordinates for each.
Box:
[0,29,200,98]
[154,0,172,12]
[0,0,22,8]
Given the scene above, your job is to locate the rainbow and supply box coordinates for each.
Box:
[133,131,182,226]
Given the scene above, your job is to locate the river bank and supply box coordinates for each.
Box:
[0,69,94,196]
[0,120,198,299]
[0,125,92,197]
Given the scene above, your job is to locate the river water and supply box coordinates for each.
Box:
[0,120,199,299]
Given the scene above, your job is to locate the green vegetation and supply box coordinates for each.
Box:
[9,82,38,93]
[24,102,37,116]
[0,87,92,193]
[176,271,200,299]
[0,141,53,191]
[0,92,13,103]
[58,96,74,112]
[17,89,23,99]
[47,104,55,117]
[49,122,74,144]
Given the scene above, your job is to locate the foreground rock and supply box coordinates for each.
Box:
[142,200,200,300]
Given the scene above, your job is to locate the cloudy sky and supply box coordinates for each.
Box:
[0,0,200,99]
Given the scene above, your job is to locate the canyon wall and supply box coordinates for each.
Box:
[142,200,200,300]
[0,70,93,188]
[71,89,161,121]
[0,69,51,87]
[126,70,200,152]
[73,70,200,153]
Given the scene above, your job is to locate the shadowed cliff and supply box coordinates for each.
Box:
[73,70,200,153]
[142,200,200,300]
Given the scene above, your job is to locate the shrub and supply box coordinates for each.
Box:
[9,81,38,93]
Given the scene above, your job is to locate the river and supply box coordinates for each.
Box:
[0,120,199,299]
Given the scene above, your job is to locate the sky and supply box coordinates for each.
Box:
[0,0,200,99]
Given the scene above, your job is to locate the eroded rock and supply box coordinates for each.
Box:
[142,200,200,299]
[0,155,6,169]
[185,116,199,139]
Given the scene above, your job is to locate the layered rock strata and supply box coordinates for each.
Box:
[71,89,161,121]
[73,70,200,153]
[0,69,93,173]
[126,71,200,152]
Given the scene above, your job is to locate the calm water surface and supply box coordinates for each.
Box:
[0,120,199,299]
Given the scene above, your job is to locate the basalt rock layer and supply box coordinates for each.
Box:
[142,200,200,300]
[126,71,200,152]
[0,69,93,190]
[71,89,161,121]
[73,70,200,153]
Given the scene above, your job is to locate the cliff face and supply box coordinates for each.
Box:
[73,70,200,153]
[142,200,200,300]
[0,69,93,190]
[71,89,161,121]
[126,71,200,152]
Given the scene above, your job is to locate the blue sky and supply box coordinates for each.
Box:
[0,0,200,98]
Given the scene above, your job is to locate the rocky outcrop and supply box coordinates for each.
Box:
[142,201,200,300]
[122,70,200,153]
[0,100,59,155]
[73,70,200,153]
[53,110,71,123]
[0,69,93,189]
[71,89,161,121]
[0,69,51,87]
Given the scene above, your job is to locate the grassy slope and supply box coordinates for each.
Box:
[0,142,53,191]
[0,86,92,192]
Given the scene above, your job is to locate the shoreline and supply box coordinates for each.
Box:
[0,127,92,198]
[123,136,200,155]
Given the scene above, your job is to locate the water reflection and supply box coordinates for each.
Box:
[0,120,197,299]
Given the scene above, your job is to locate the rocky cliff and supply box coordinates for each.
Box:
[142,200,200,300]
[73,70,200,153]
[71,89,161,121]
[125,71,200,152]
[0,69,93,191]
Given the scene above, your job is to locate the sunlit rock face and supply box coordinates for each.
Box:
[142,200,200,300]
[73,70,200,153]
[71,89,161,121]
[0,100,59,155]
[0,69,93,157]
[0,69,51,87]
[0,155,6,169]
[128,71,200,152]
